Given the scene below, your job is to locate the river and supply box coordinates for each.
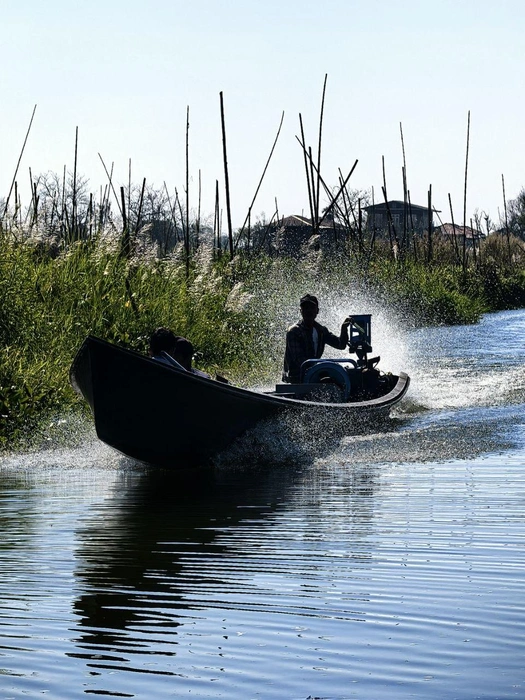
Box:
[1,309,524,699]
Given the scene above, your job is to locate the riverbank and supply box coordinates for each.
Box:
[1,233,524,448]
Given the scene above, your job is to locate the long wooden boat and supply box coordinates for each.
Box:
[70,335,410,469]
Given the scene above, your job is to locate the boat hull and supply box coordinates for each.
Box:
[70,336,410,469]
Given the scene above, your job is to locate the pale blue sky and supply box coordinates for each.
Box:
[1,0,523,227]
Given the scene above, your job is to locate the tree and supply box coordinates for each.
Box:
[504,188,525,240]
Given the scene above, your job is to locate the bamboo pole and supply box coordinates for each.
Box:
[308,146,318,232]
[501,174,512,262]
[128,158,132,229]
[337,172,355,248]
[462,111,470,275]
[196,168,201,245]
[235,110,285,249]
[98,154,122,218]
[219,92,234,260]
[316,74,328,229]
[448,194,461,265]
[299,113,315,226]
[214,179,220,257]
[400,122,408,252]
[120,186,130,258]
[72,126,78,241]
[89,192,93,239]
[338,166,359,230]
[163,182,181,248]
[185,105,190,274]
[381,156,399,258]
[427,185,432,264]
[365,186,377,273]
[28,168,36,228]
[295,136,358,230]
[134,177,146,235]
[2,104,37,220]
[175,188,186,248]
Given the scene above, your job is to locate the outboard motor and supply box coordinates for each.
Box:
[348,314,373,366]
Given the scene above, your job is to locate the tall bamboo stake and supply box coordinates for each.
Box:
[309,147,317,231]
[427,185,432,264]
[196,169,201,245]
[448,193,461,265]
[128,159,132,229]
[185,105,190,274]
[214,179,220,257]
[219,92,234,259]
[400,122,409,251]
[462,110,470,274]
[381,156,399,257]
[71,126,79,241]
[316,74,328,228]
[134,177,146,235]
[295,137,358,230]
[120,186,130,258]
[2,104,37,220]
[163,182,181,248]
[98,154,122,218]
[299,113,315,226]
[235,110,285,249]
[501,174,512,262]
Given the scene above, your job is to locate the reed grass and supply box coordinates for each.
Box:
[0,232,259,447]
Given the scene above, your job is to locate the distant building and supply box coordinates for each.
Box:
[262,212,347,256]
[363,200,435,237]
[434,223,486,250]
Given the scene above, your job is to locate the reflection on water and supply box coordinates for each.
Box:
[71,467,303,663]
[0,309,524,699]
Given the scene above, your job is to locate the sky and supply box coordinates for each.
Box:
[1,0,524,229]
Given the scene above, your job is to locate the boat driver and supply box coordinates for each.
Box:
[282,294,352,384]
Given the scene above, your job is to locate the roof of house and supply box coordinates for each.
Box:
[276,214,341,230]
[363,200,433,213]
[435,223,486,239]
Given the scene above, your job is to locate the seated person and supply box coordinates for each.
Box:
[149,327,179,364]
[148,327,211,378]
[172,337,211,378]
[282,294,352,383]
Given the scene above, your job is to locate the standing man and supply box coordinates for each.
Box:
[282,294,352,383]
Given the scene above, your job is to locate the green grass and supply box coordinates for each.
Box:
[0,237,260,447]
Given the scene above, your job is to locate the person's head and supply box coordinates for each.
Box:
[149,327,177,357]
[299,294,319,327]
[172,337,194,371]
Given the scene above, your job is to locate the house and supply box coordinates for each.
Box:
[434,223,486,250]
[261,212,347,256]
[363,200,435,237]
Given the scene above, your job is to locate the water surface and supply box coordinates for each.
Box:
[1,309,524,699]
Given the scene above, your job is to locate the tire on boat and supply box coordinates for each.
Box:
[303,361,352,402]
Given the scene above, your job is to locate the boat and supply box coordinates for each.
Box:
[70,316,410,469]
